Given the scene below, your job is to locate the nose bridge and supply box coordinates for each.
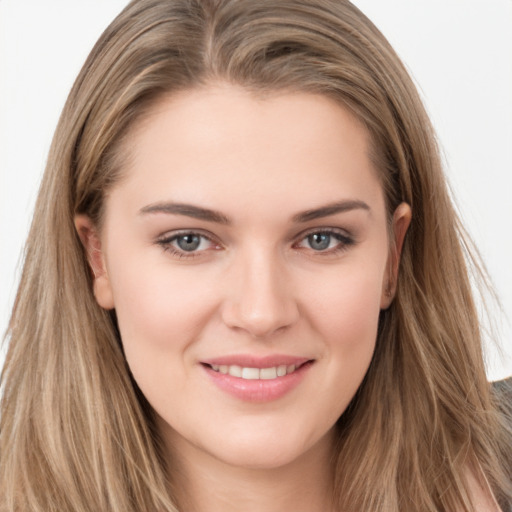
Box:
[222,243,298,337]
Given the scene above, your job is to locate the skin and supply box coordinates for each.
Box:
[76,83,413,511]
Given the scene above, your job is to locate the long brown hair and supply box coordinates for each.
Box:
[1,1,511,510]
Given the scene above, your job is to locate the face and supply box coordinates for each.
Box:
[76,84,410,472]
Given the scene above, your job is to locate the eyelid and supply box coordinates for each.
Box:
[293,226,353,243]
[156,228,215,242]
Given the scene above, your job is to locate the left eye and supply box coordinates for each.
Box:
[296,231,351,252]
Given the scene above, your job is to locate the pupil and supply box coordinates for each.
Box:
[177,234,201,251]
[309,233,330,251]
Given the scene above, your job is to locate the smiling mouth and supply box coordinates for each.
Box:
[204,361,311,380]
[201,358,314,401]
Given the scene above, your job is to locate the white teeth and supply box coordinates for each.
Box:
[277,365,287,377]
[260,367,277,380]
[209,363,300,380]
[242,367,260,380]
[228,365,242,378]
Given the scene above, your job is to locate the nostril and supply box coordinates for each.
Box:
[219,262,300,338]
[221,299,300,338]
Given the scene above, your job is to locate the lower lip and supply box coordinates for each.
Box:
[202,362,313,402]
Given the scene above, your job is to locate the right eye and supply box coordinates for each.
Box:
[157,231,220,258]
[173,233,206,252]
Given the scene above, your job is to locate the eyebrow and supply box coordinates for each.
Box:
[138,199,370,224]
[139,202,231,224]
[291,200,371,223]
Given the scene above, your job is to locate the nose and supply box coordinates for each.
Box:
[221,249,300,338]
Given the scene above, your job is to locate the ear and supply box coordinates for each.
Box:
[380,202,412,309]
[74,214,115,310]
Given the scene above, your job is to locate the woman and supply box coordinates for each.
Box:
[1,0,510,511]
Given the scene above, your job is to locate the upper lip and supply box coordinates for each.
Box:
[201,354,312,368]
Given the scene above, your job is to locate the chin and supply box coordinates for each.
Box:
[205,423,334,471]
[212,442,307,470]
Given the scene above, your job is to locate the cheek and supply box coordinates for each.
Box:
[283,263,386,433]
[106,261,220,414]
[306,263,384,346]
[302,260,384,404]
[105,252,216,367]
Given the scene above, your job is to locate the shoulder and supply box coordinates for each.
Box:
[492,377,512,404]
[464,464,503,512]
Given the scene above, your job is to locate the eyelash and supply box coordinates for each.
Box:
[156,228,355,260]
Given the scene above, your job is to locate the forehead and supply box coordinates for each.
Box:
[109,84,385,219]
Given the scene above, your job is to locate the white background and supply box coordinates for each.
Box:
[1,1,511,380]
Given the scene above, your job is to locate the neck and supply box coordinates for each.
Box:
[164,430,337,512]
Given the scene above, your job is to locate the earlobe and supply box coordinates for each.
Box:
[74,214,115,310]
[380,202,412,309]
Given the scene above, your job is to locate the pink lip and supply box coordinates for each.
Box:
[202,354,310,368]
[200,354,314,403]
